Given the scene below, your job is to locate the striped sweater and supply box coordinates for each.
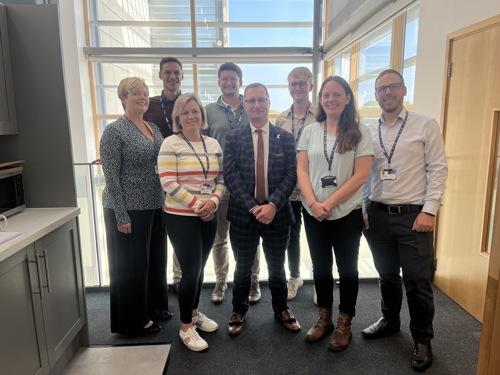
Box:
[158,134,225,216]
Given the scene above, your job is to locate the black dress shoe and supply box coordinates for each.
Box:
[157,310,174,321]
[143,322,162,334]
[411,342,433,372]
[360,317,400,339]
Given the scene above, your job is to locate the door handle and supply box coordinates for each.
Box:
[27,258,42,294]
[37,249,52,293]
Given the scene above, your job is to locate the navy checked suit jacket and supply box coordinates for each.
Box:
[223,123,296,227]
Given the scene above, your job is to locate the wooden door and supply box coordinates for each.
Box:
[435,15,500,321]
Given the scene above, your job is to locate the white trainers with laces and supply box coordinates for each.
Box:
[179,326,208,352]
[192,311,219,332]
[287,277,304,300]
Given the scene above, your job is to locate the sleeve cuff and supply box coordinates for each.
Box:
[422,201,440,216]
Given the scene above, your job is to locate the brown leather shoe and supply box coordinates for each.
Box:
[228,312,246,336]
[329,312,352,352]
[275,309,301,332]
[305,307,334,343]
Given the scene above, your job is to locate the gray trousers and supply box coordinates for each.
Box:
[172,191,260,284]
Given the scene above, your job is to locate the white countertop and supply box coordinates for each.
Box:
[0,207,80,263]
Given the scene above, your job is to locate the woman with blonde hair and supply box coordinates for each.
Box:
[158,93,225,352]
[100,76,170,335]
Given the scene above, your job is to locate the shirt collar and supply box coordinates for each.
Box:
[286,102,316,118]
[380,107,407,126]
[218,94,244,110]
[250,122,270,134]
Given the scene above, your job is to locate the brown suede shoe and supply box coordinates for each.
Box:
[329,312,352,352]
[274,309,301,332]
[228,312,246,336]
[305,307,334,343]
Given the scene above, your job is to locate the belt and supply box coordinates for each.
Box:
[371,201,423,215]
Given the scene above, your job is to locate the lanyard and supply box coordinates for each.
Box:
[181,134,210,180]
[159,94,176,131]
[323,123,339,172]
[291,103,310,145]
[223,106,244,129]
[377,111,409,165]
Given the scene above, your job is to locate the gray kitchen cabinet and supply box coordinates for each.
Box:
[0,3,17,135]
[0,217,84,375]
[35,219,85,368]
[0,245,48,375]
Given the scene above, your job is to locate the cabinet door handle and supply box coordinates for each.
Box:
[42,249,52,293]
[27,258,42,294]
[36,250,52,293]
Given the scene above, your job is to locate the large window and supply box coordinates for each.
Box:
[329,4,420,124]
[81,0,316,287]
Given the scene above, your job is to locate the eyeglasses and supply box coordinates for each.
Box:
[289,80,309,88]
[243,97,269,105]
[375,82,403,94]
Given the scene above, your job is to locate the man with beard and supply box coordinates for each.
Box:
[361,69,447,372]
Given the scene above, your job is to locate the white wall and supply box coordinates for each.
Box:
[58,0,95,163]
[414,0,500,121]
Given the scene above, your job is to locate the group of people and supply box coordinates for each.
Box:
[99,56,447,372]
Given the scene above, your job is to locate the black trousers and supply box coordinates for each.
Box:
[287,201,303,278]
[303,208,363,316]
[364,203,435,343]
[104,208,167,334]
[230,218,290,316]
[165,214,217,324]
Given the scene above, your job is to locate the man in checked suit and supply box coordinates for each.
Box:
[224,83,301,335]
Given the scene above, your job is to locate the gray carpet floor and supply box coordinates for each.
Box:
[86,281,481,374]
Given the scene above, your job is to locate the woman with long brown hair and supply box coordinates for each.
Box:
[297,76,373,352]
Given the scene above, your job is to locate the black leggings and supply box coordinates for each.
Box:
[165,213,217,324]
[303,208,363,316]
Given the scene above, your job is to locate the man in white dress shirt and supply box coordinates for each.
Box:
[361,69,448,373]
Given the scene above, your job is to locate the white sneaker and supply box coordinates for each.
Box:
[193,311,219,332]
[287,277,304,300]
[313,286,318,306]
[179,326,208,352]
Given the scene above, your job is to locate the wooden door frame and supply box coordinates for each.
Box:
[437,14,500,375]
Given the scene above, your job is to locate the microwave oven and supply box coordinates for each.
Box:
[0,164,25,217]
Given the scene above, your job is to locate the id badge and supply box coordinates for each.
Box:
[200,181,215,195]
[321,175,337,188]
[380,168,396,180]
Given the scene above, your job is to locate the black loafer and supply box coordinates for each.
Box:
[411,342,433,372]
[143,322,161,334]
[361,317,400,339]
[157,310,174,321]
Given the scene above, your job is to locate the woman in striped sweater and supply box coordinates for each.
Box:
[158,93,225,352]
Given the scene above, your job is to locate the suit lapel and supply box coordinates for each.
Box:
[242,125,255,185]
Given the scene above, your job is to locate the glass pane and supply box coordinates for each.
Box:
[195,0,314,47]
[333,50,350,81]
[74,164,100,287]
[358,23,392,77]
[93,63,195,117]
[95,26,192,48]
[403,5,419,105]
[95,0,191,21]
[357,77,377,108]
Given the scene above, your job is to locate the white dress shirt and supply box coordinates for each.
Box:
[364,108,448,215]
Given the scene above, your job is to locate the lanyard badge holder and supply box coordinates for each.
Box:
[378,111,409,181]
[321,123,338,188]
